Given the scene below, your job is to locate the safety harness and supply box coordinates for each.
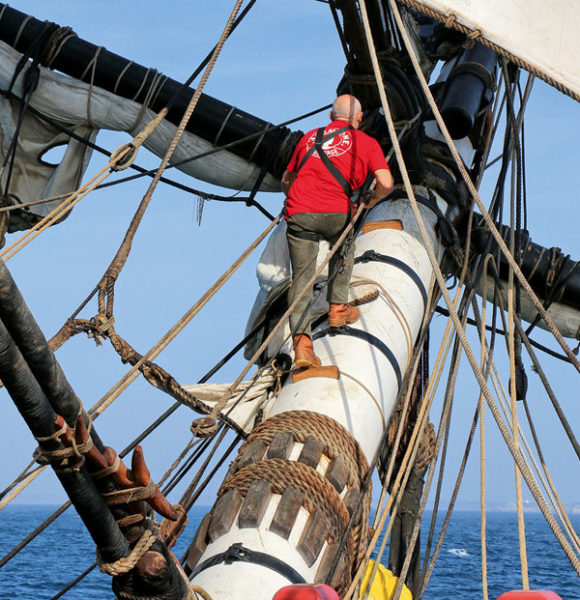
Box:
[296,125,353,199]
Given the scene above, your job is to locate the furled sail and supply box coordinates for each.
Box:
[398,0,580,101]
[0,41,282,230]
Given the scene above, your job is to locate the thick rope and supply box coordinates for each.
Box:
[234,410,369,485]
[97,0,245,308]
[97,527,157,576]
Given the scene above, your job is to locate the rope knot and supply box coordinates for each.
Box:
[190,416,219,438]
[444,13,457,27]
[110,143,138,172]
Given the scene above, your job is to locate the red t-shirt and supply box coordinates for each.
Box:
[285,120,389,217]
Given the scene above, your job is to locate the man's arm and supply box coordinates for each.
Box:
[281,170,297,196]
[366,168,394,209]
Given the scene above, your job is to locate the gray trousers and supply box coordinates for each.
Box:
[286,212,354,337]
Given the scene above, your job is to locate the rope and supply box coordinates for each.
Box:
[96,0,246,316]
[192,585,214,600]
[364,0,580,576]
[233,410,369,486]
[88,212,280,420]
[97,527,157,576]
[394,0,580,103]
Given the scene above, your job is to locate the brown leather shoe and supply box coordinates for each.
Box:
[293,334,321,368]
[328,303,360,327]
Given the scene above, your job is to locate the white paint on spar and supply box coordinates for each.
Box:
[191,497,326,600]
[190,194,446,598]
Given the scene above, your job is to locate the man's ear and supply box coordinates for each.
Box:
[329,110,335,121]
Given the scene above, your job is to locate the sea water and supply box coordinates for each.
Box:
[0,506,578,599]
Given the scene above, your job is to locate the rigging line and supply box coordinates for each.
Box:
[390,323,467,600]
[169,0,257,103]
[21,328,266,595]
[433,305,572,363]
[419,399,481,596]
[327,291,441,588]
[97,0,247,311]
[354,286,464,600]
[193,202,367,436]
[370,0,580,574]
[0,144,133,261]
[89,213,282,420]
[514,316,580,460]
[469,264,580,556]
[391,1,580,370]
[474,258,580,458]
[327,0,356,72]
[0,314,265,566]
[521,397,580,552]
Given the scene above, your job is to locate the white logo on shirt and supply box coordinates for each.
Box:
[305,128,352,158]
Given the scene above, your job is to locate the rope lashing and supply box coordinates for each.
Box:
[96,526,157,576]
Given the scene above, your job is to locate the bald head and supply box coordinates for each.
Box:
[331,95,363,127]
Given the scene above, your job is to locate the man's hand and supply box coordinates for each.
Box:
[365,168,394,209]
[281,170,297,196]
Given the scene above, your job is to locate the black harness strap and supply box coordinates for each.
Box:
[313,325,402,387]
[354,250,428,307]
[190,543,306,585]
[297,126,353,197]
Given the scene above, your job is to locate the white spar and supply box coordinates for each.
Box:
[189,194,444,600]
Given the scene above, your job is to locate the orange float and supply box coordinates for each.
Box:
[497,591,562,600]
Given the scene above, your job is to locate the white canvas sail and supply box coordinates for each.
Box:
[399,0,580,100]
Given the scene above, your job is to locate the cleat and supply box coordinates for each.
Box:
[328,303,360,327]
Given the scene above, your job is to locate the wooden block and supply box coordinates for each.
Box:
[297,509,330,567]
[362,219,403,234]
[326,456,349,493]
[238,479,272,529]
[185,513,211,572]
[292,365,339,383]
[237,439,267,471]
[267,431,294,460]
[208,489,243,542]
[298,436,325,469]
[314,542,347,587]
[343,487,360,515]
[270,486,304,539]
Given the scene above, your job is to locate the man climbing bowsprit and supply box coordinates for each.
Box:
[282,94,393,368]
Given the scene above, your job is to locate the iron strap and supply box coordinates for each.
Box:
[355,250,428,306]
[313,325,402,387]
[190,542,306,585]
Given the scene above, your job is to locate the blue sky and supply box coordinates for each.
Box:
[0,0,578,525]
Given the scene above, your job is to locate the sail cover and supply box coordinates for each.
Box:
[398,0,580,101]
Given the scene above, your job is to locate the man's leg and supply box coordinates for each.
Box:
[324,213,359,327]
[286,213,319,338]
[325,214,354,304]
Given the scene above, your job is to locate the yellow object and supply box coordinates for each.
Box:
[359,560,412,600]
